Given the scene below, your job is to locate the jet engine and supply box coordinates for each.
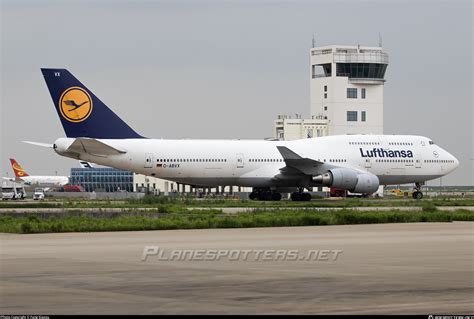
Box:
[312,168,379,194]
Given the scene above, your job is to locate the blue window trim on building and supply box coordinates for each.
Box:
[70,168,133,192]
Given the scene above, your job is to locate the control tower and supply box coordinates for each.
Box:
[310,45,389,135]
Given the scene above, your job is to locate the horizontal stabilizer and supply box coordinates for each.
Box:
[67,138,127,156]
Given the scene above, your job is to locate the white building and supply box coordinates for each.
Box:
[275,44,389,140]
[274,114,328,141]
[133,173,176,195]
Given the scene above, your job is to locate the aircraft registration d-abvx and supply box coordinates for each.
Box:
[26,69,459,201]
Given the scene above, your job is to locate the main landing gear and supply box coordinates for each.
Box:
[249,188,282,201]
[249,188,312,201]
[412,182,424,199]
[290,188,312,202]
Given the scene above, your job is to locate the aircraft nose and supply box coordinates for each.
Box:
[453,155,459,167]
[447,151,460,169]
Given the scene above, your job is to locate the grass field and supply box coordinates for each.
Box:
[1,195,473,210]
[0,208,472,234]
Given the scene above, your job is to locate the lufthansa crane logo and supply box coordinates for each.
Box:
[59,87,93,122]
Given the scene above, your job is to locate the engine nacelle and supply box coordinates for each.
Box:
[352,173,380,194]
[313,168,379,194]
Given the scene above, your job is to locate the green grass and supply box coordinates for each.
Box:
[0,202,61,208]
[2,196,473,210]
[0,209,472,234]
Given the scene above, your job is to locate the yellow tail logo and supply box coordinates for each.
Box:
[59,87,93,122]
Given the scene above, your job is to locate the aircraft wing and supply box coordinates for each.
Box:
[276,146,324,176]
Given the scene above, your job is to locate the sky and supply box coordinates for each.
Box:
[1,0,473,186]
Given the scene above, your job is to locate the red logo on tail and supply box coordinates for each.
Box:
[9,159,29,178]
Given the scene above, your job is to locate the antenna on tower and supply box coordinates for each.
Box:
[378,33,383,47]
[312,33,315,48]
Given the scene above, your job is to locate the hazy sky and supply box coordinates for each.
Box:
[1,0,473,186]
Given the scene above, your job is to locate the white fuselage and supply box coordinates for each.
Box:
[20,176,69,187]
[54,134,458,190]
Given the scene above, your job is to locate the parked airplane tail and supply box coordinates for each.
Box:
[9,158,30,178]
[79,161,94,168]
[41,68,143,139]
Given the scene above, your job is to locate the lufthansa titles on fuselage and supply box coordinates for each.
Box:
[359,148,414,158]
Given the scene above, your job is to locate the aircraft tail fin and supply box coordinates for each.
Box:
[41,68,144,139]
[9,158,30,178]
[79,161,94,168]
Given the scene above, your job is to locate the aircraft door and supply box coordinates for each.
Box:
[364,158,372,168]
[415,155,422,168]
[236,153,244,169]
[144,153,153,168]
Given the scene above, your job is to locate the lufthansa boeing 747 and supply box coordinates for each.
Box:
[25,69,459,201]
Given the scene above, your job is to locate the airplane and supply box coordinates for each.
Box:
[25,68,459,201]
[9,158,69,187]
[79,160,95,168]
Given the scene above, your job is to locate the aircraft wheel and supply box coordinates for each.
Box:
[249,192,257,200]
[291,192,301,201]
[271,192,282,201]
[258,191,271,201]
[302,193,312,201]
[415,191,423,200]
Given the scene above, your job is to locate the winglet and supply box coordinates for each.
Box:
[277,146,304,160]
[276,146,324,175]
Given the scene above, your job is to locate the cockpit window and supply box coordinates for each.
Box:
[429,140,434,145]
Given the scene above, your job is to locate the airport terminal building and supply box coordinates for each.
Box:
[69,167,134,192]
[70,167,187,194]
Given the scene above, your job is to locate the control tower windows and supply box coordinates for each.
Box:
[312,63,331,78]
[347,88,357,99]
[361,111,366,122]
[336,63,387,79]
[361,88,366,99]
